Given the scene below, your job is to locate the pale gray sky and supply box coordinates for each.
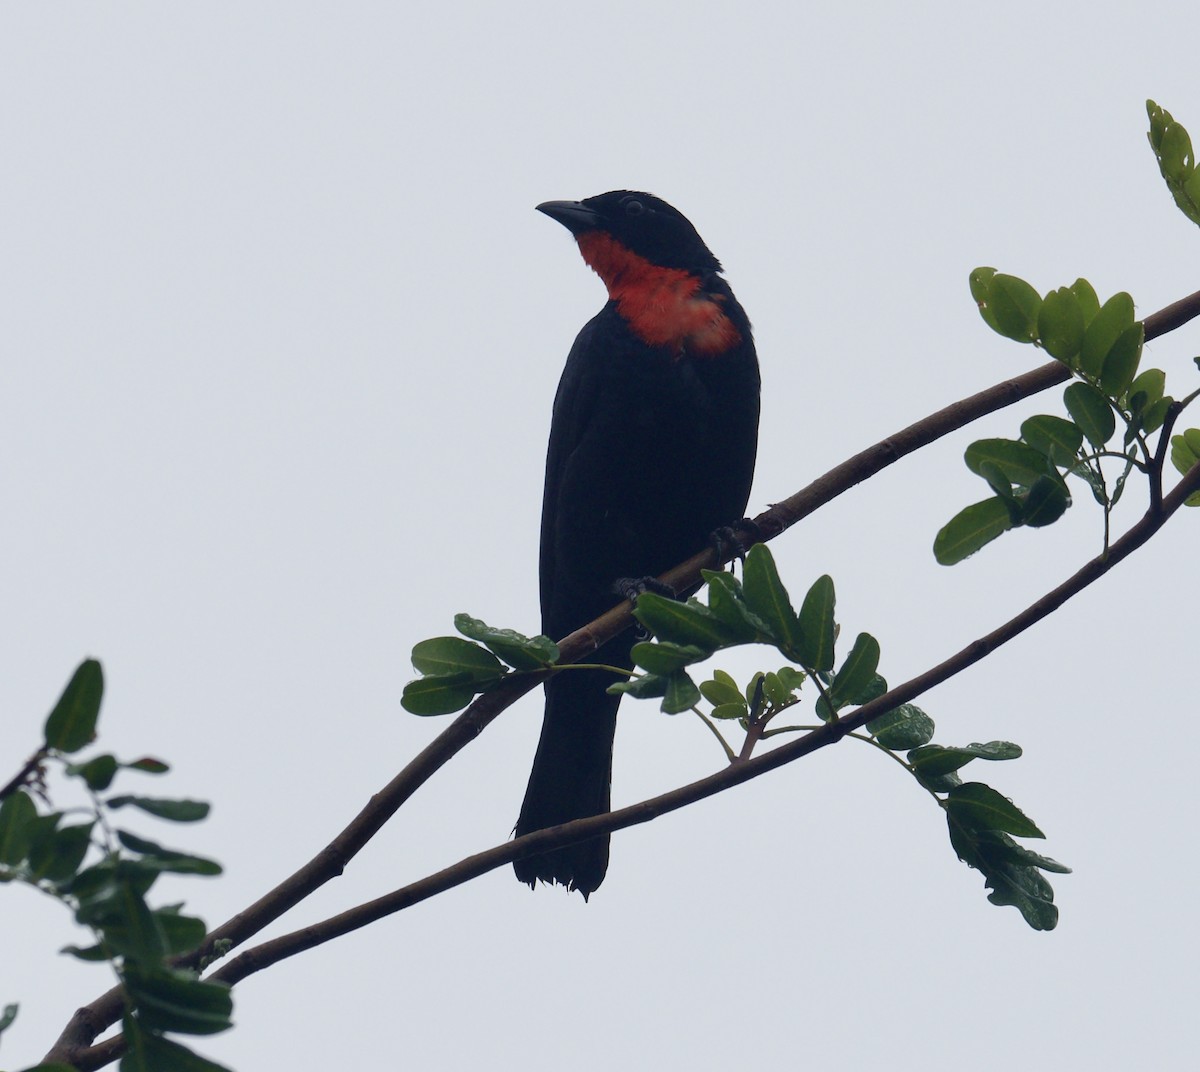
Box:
[3,4,1199,1069]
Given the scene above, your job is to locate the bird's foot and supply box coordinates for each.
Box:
[612,576,676,604]
[710,518,763,567]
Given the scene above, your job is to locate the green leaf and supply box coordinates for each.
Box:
[946,818,1063,930]
[964,438,1052,487]
[1063,382,1115,447]
[401,674,477,715]
[24,813,62,879]
[126,758,170,775]
[1036,286,1085,364]
[933,497,1014,565]
[44,658,104,754]
[796,574,836,671]
[760,671,788,707]
[123,966,233,1036]
[987,273,1042,342]
[710,702,748,721]
[969,266,1001,334]
[1079,292,1135,379]
[699,670,747,709]
[633,593,737,650]
[1158,116,1195,181]
[119,1024,235,1072]
[106,797,210,823]
[741,546,805,657]
[1099,322,1144,399]
[945,782,1044,838]
[976,461,1012,502]
[67,754,119,791]
[1141,396,1173,435]
[776,666,806,693]
[1020,475,1071,528]
[916,769,963,794]
[1127,368,1165,413]
[1171,432,1200,504]
[0,1002,16,1035]
[453,614,558,671]
[411,636,503,680]
[631,641,709,675]
[154,909,209,956]
[908,741,1022,777]
[827,633,880,710]
[29,822,94,883]
[1169,434,1197,473]
[64,859,120,902]
[0,790,37,865]
[974,830,1071,875]
[980,855,1060,931]
[661,671,701,715]
[1184,168,1200,222]
[85,881,166,960]
[867,704,934,749]
[607,674,667,699]
[983,859,1060,928]
[70,857,157,909]
[116,831,222,876]
[1020,414,1082,467]
[701,570,769,642]
[1069,278,1100,324]
[1148,100,1171,149]
[62,942,111,962]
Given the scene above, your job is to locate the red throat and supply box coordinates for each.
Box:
[575,232,741,356]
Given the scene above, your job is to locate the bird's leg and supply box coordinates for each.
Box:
[612,576,676,604]
[612,577,676,640]
[710,517,763,569]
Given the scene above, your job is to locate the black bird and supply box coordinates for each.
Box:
[515,191,760,897]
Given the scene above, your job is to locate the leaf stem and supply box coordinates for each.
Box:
[691,708,736,763]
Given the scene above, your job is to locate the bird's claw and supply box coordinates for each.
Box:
[710,518,762,567]
[612,576,676,604]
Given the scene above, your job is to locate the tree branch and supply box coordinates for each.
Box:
[43,286,1200,1069]
[202,457,1200,990]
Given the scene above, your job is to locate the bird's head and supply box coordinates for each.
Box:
[536,191,723,283]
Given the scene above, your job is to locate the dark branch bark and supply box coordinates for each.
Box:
[44,286,1200,1070]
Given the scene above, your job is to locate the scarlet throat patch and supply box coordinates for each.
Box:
[576,231,741,356]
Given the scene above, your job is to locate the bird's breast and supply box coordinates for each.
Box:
[614,275,742,356]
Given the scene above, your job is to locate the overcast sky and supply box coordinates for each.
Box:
[3,4,1199,1070]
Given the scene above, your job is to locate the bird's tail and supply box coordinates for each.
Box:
[513,655,627,899]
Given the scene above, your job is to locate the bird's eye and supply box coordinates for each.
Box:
[624,199,645,217]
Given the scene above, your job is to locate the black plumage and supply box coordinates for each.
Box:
[514,191,760,896]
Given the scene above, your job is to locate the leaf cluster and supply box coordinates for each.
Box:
[401,616,559,715]
[1170,427,1200,506]
[938,271,1163,563]
[865,705,1068,930]
[938,103,1200,564]
[611,547,881,720]
[400,545,1066,929]
[1148,99,1200,228]
[0,660,232,1072]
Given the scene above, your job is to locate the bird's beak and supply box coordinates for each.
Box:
[536,200,602,237]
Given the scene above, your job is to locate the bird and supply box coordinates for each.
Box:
[514,190,760,897]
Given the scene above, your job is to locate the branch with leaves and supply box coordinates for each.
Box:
[7,99,1200,1072]
[1,663,232,1072]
